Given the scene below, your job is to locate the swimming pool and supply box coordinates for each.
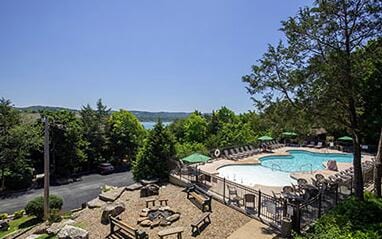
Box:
[218,164,296,187]
[260,150,353,172]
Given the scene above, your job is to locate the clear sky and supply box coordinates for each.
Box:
[0,0,312,113]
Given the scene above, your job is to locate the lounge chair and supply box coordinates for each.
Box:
[315,142,324,148]
[227,185,243,206]
[307,141,316,147]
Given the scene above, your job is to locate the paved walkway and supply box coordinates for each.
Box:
[227,219,279,239]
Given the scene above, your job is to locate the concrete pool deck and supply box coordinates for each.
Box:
[198,147,374,194]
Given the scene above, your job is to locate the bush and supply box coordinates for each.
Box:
[13,210,24,219]
[48,209,62,224]
[0,213,8,220]
[5,166,33,190]
[25,195,63,220]
[295,192,382,239]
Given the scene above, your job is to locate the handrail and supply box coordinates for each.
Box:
[300,163,313,174]
[271,164,282,171]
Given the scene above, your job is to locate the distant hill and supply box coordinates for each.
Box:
[15,105,190,122]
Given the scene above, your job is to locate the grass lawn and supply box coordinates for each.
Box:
[0,216,39,238]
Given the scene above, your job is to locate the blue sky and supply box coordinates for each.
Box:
[0,0,312,113]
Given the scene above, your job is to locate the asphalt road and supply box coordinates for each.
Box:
[0,171,134,214]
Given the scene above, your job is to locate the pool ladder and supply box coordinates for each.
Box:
[271,164,282,171]
[300,163,313,174]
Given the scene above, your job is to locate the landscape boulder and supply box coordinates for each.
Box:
[47,219,76,235]
[87,198,105,209]
[166,213,180,223]
[57,225,89,239]
[101,202,125,224]
[99,187,125,202]
[140,184,159,197]
[125,182,143,191]
[0,220,9,231]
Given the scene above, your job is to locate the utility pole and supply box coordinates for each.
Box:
[43,117,50,220]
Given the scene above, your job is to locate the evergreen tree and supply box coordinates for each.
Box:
[132,121,175,180]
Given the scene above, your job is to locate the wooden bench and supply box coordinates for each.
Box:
[186,184,212,212]
[191,212,211,235]
[109,216,148,239]
[145,198,156,208]
[159,198,168,206]
[158,226,184,239]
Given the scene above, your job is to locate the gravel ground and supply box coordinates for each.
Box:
[74,184,251,239]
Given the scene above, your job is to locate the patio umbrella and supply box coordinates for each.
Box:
[258,135,273,141]
[338,136,353,141]
[282,132,298,137]
[181,153,211,164]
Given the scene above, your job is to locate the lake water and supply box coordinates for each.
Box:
[141,121,172,129]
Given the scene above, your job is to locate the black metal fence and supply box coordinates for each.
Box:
[171,163,374,232]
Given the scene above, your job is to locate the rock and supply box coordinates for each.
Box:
[140,220,152,227]
[160,219,170,227]
[0,220,9,231]
[26,235,42,239]
[101,202,125,224]
[99,187,125,202]
[87,198,105,209]
[57,225,89,239]
[47,219,76,235]
[125,183,143,191]
[159,206,170,211]
[137,217,149,224]
[142,208,150,213]
[166,213,180,223]
[140,178,159,185]
[140,184,159,197]
[150,220,160,228]
[139,211,148,217]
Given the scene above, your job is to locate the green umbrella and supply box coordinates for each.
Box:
[338,136,353,141]
[282,132,298,136]
[181,153,211,164]
[258,135,273,141]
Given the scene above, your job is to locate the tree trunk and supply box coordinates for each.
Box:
[0,167,5,191]
[374,128,382,197]
[352,132,364,200]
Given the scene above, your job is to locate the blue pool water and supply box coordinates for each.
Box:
[260,150,353,172]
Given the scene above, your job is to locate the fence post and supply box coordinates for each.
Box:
[350,176,353,195]
[335,183,338,205]
[283,199,288,217]
[318,192,322,218]
[223,178,226,204]
[257,190,261,217]
[292,203,301,233]
[195,166,199,183]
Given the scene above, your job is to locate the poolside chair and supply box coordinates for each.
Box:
[315,142,324,149]
[272,191,283,201]
[227,185,243,206]
[314,173,326,182]
[297,178,308,186]
[307,141,316,147]
[243,194,256,211]
[282,185,294,193]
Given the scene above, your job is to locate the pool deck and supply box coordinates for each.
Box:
[198,146,374,194]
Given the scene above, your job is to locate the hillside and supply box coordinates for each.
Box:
[15,106,190,122]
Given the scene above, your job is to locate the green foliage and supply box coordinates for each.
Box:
[48,209,62,224]
[0,213,8,220]
[0,216,37,238]
[183,113,208,143]
[175,142,208,159]
[80,99,110,169]
[25,195,63,220]
[0,98,43,191]
[132,121,175,180]
[295,193,382,239]
[108,110,145,163]
[13,210,25,219]
[41,110,88,178]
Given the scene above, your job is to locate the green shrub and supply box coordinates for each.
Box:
[0,213,8,220]
[48,209,62,224]
[13,210,24,219]
[295,192,382,239]
[25,195,63,220]
[5,166,33,190]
